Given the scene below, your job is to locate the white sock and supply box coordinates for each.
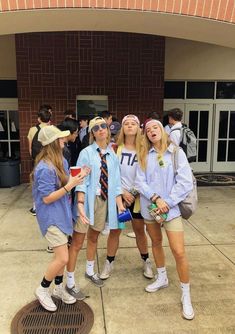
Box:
[181,282,190,295]
[86,260,95,276]
[157,267,167,280]
[66,271,75,289]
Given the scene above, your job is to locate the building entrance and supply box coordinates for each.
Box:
[164,100,235,173]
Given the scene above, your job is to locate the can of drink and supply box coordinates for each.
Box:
[148,203,167,224]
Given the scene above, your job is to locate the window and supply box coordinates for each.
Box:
[164,81,185,99]
[0,80,17,98]
[0,110,20,159]
[76,95,108,120]
[216,82,235,99]
[187,82,215,99]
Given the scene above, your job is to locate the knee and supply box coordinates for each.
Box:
[151,237,163,248]
[58,254,69,267]
[109,229,121,239]
[172,248,186,262]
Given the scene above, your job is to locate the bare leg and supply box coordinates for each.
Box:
[44,244,69,281]
[145,223,165,267]
[67,231,86,272]
[107,229,122,256]
[132,218,148,254]
[86,227,100,261]
[166,230,189,283]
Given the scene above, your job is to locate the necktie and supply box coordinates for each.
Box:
[97,148,108,201]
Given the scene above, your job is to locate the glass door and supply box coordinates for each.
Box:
[184,103,213,172]
[213,104,235,172]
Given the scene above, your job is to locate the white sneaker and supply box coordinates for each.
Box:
[35,285,57,312]
[125,231,136,238]
[181,294,195,320]
[99,260,113,280]
[145,276,169,293]
[143,258,154,279]
[52,283,76,304]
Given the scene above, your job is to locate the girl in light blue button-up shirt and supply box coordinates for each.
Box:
[135,119,195,320]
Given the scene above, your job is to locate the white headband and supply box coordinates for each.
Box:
[144,119,163,132]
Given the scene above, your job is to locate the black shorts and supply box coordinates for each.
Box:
[128,202,143,220]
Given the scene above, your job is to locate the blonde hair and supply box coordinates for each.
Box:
[31,139,68,186]
[89,127,111,145]
[116,125,143,162]
[139,125,169,170]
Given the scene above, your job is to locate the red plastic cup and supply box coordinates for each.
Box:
[70,166,81,177]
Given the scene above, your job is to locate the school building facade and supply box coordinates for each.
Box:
[0,1,235,182]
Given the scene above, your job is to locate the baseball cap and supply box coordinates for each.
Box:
[88,116,106,132]
[110,121,121,135]
[38,125,70,146]
[122,114,140,126]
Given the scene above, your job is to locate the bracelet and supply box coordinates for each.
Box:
[63,186,69,193]
[77,200,84,205]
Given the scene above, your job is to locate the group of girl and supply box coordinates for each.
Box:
[32,114,194,320]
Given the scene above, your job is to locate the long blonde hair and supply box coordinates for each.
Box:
[116,125,142,162]
[139,125,169,170]
[31,139,68,186]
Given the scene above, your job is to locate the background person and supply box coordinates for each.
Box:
[135,119,195,320]
[27,106,52,216]
[165,108,183,145]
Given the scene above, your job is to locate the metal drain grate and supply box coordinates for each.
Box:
[11,299,94,334]
[195,174,235,186]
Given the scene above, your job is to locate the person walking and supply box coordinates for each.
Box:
[66,116,125,294]
[32,125,87,312]
[135,119,195,320]
[99,114,154,280]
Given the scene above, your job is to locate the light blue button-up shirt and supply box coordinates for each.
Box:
[135,145,193,221]
[33,159,73,236]
[74,142,122,229]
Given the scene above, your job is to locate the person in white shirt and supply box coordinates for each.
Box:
[99,114,154,281]
[165,108,183,146]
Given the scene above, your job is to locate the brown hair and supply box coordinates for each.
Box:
[31,139,68,187]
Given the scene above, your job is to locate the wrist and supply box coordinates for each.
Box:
[150,193,161,202]
[63,185,69,193]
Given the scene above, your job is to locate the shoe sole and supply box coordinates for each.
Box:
[182,311,195,320]
[99,274,110,280]
[52,294,76,305]
[143,272,154,279]
[35,293,57,312]
[145,283,169,293]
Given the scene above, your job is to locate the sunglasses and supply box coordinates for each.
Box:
[92,123,108,132]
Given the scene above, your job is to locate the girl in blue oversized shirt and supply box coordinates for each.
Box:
[32,125,87,312]
[135,119,195,320]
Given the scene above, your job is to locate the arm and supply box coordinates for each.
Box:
[164,149,193,207]
[43,172,86,204]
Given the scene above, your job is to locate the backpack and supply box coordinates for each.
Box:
[172,147,198,220]
[31,125,42,160]
[171,124,197,162]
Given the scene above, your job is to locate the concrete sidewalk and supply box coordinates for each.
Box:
[0,184,235,333]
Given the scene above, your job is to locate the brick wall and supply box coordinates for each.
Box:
[15,31,165,182]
